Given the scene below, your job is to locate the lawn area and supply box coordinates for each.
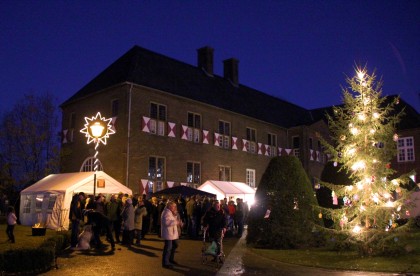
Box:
[0,223,62,253]
[250,230,420,274]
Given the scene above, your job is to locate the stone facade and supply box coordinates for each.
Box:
[61,82,329,194]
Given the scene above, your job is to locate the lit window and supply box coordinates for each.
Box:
[267,133,277,156]
[35,194,44,212]
[398,137,415,162]
[246,169,256,188]
[148,156,165,193]
[150,103,167,136]
[23,196,31,214]
[219,166,231,181]
[47,195,57,211]
[246,127,257,153]
[187,112,202,143]
[187,162,201,185]
[219,120,231,149]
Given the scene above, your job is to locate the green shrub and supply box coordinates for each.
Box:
[247,156,321,249]
[0,231,71,273]
[40,231,71,252]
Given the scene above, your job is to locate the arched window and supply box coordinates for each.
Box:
[80,157,103,172]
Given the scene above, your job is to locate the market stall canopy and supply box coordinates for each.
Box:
[20,171,132,230]
[152,185,216,198]
[197,180,256,205]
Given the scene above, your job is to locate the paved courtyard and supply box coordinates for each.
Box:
[42,234,236,276]
[42,230,418,276]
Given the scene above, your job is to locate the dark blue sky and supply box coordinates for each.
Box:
[1,1,419,114]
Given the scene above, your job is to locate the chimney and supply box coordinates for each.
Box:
[197,46,214,75]
[223,58,239,86]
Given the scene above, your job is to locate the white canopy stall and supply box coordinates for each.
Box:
[19,171,132,230]
[198,180,256,206]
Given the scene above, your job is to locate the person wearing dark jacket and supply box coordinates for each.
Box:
[86,209,115,249]
[69,192,85,248]
[142,194,153,239]
[202,201,227,257]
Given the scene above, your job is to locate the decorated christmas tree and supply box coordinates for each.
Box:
[318,67,415,256]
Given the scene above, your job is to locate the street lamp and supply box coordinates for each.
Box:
[80,112,115,196]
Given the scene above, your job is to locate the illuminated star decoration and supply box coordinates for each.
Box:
[80,112,115,145]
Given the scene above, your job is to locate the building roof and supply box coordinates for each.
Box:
[62,45,315,128]
[62,45,419,130]
[309,95,420,130]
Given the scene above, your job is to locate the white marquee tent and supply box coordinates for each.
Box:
[198,180,256,206]
[19,171,132,230]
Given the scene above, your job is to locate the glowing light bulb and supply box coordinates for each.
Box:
[346,147,356,156]
[385,200,394,208]
[90,122,105,138]
[351,160,365,171]
[350,127,359,135]
[358,114,366,121]
[372,193,379,203]
[373,112,380,119]
[357,70,365,80]
[352,225,362,233]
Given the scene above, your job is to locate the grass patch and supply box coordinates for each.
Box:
[0,223,60,253]
[249,231,420,274]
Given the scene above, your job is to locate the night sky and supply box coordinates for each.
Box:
[1,1,419,114]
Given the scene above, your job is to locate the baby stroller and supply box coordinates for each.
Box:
[201,228,225,268]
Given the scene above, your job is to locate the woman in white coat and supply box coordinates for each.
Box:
[161,201,182,269]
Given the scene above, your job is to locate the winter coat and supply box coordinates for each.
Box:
[161,207,179,240]
[202,207,226,238]
[69,195,84,221]
[186,199,196,217]
[7,212,17,225]
[122,204,135,231]
[134,205,147,230]
[105,200,120,222]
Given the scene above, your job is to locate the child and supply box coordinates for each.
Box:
[6,206,17,243]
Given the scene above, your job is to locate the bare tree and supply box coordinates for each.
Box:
[0,92,61,191]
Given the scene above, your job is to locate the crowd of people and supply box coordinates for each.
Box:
[69,191,249,269]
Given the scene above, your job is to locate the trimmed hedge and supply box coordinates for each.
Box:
[0,231,70,274]
[247,156,322,249]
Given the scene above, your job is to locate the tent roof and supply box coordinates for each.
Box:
[152,185,216,198]
[20,171,132,195]
[199,180,256,195]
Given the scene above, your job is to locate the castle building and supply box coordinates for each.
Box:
[60,45,419,195]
